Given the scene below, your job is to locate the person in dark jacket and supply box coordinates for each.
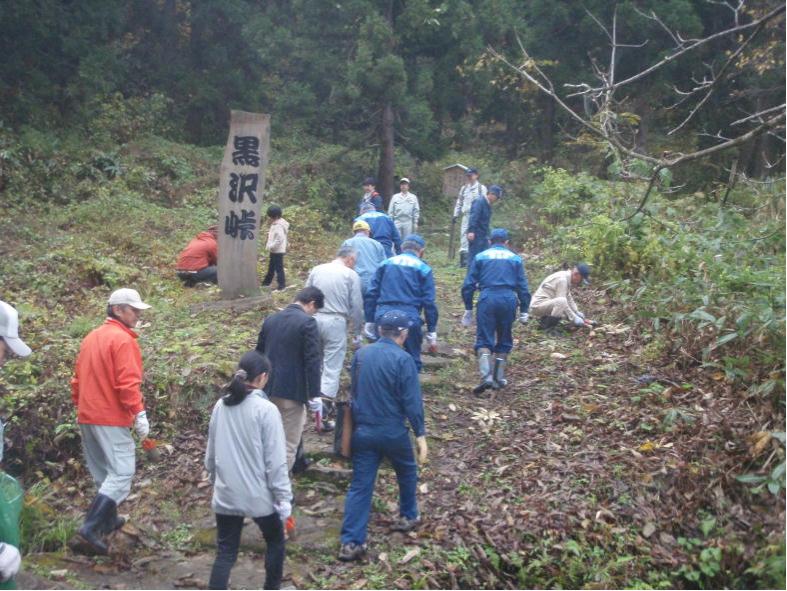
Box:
[363,234,438,371]
[338,310,427,562]
[256,287,324,470]
[466,184,502,268]
[356,204,402,257]
[358,177,383,214]
[461,229,530,394]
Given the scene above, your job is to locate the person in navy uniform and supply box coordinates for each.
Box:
[363,234,438,371]
[461,228,530,394]
[338,310,427,562]
[358,177,383,214]
[356,203,402,258]
[466,184,503,268]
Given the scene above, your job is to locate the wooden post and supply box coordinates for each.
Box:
[217,110,270,299]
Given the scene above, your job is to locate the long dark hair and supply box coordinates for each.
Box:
[222,350,271,406]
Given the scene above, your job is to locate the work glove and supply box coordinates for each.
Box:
[363,322,377,340]
[518,312,529,324]
[0,543,21,583]
[134,411,150,439]
[425,332,438,353]
[461,310,473,327]
[573,315,586,327]
[274,500,292,522]
[308,398,323,415]
[576,312,585,320]
[416,436,428,465]
[352,335,363,350]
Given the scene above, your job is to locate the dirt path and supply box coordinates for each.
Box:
[18,242,781,589]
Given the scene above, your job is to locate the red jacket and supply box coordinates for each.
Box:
[71,319,145,426]
[176,232,218,271]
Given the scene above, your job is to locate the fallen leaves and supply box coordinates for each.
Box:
[398,546,421,564]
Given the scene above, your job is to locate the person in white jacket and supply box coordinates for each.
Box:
[205,350,292,590]
[388,178,420,239]
[453,168,486,268]
[263,205,289,290]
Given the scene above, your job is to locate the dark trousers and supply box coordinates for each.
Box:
[262,253,286,289]
[340,425,418,545]
[208,512,285,590]
[466,237,490,269]
[177,266,218,286]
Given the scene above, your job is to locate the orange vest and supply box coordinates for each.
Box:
[71,319,145,426]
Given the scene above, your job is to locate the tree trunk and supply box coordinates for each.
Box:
[539,95,555,162]
[377,101,395,206]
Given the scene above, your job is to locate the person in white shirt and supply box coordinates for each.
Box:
[453,167,487,268]
[388,177,420,238]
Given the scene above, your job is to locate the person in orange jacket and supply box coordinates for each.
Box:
[71,288,152,555]
[176,227,218,286]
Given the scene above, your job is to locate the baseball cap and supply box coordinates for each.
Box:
[353,220,371,232]
[488,185,503,198]
[362,177,377,186]
[490,228,509,242]
[403,234,426,248]
[378,310,414,330]
[0,301,32,358]
[576,263,591,285]
[108,288,152,310]
[465,167,478,176]
[400,177,410,184]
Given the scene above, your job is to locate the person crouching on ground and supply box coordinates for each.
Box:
[338,310,427,562]
[176,226,218,286]
[262,205,289,290]
[529,263,594,333]
[205,350,292,590]
[71,288,152,555]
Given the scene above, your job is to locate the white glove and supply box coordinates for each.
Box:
[363,322,377,340]
[274,500,292,522]
[461,310,473,327]
[308,398,323,414]
[352,335,363,349]
[0,543,21,583]
[573,315,585,327]
[425,332,437,346]
[576,312,585,320]
[518,312,529,324]
[134,411,150,439]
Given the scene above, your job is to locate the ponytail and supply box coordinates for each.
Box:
[222,350,272,407]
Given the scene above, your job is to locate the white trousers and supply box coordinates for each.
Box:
[80,424,136,503]
[395,220,415,240]
[529,297,576,322]
[315,313,348,399]
[459,213,470,253]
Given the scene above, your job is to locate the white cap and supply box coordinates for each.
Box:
[108,288,151,310]
[400,177,410,184]
[0,301,32,358]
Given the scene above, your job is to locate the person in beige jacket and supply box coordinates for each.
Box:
[263,205,289,290]
[529,263,594,331]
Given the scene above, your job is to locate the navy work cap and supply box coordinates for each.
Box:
[378,310,414,330]
[404,234,426,248]
[465,167,479,176]
[488,185,503,198]
[363,177,377,186]
[490,228,509,241]
[576,262,591,285]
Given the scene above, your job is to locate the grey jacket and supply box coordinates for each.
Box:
[205,389,292,517]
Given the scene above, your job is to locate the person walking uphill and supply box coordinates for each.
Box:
[453,167,487,267]
[256,287,324,469]
[176,227,218,286]
[461,229,530,394]
[305,246,364,431]
[262,205,289,290]
[338,310,427,562]
[205,351,292,590]
[466,184,503,268]
[342,221,386,295]
[358,177,383,214]
[356,203,402,257]
[71,288,152,555]
[388,177,420,238]
[364,234,438,371]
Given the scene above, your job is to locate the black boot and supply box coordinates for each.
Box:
[292,438,310,474]
[538,316,561,331]
[459,251,467,268]
[106,503,125,534]
[77,494,117,555]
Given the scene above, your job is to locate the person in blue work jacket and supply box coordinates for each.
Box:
[338,310,428,562]
[363,234,439,371]
[466,184,503,268]
[342,220,387,295]
[461,228,530,395]
[356,203,402,257]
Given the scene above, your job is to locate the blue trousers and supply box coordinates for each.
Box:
[340,425,418,546]
[475,290,517,353]
[375,312,423,371]
[466,237,490,268]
